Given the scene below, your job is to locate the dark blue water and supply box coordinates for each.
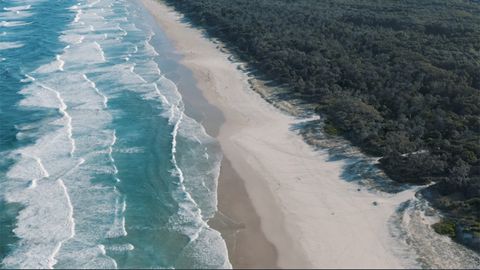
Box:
[0,0,229,268]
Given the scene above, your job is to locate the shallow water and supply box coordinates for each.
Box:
[0,0,229,268]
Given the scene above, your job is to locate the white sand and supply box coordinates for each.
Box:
[140,0,420,268]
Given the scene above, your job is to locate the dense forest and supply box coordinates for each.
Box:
[162,0,480,248]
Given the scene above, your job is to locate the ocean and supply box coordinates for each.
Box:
[0,0,230,268]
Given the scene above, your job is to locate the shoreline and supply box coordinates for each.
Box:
[140,0,419,268]
[141,1,310,266]
[139,1,281,267]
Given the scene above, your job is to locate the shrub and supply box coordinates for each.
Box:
[432,220,456,238]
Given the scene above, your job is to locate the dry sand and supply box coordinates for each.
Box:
[140,0,420,268]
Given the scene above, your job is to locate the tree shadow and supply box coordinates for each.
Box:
[290,119,410,194]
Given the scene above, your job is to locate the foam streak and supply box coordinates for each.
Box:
[83,74,108,108]
[37,83,76,156]
[48,179,76,269]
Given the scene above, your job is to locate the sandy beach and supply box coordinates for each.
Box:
[140,0,421,268]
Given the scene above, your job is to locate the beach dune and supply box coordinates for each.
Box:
[140,0,419,268]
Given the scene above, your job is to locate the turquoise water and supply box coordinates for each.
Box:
[0,0,230,268]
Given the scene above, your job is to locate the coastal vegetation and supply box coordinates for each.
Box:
[432,220,457,238]
[162,0,480,249]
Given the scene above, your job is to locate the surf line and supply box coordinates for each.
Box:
[18,153,50,189]
[83,74,108,108]
[56,55,65,71]
[37,82,76,156]
[47,179,76,269]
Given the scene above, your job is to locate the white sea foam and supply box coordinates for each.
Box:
[174,227,231,269]
[21,74,36,82]
[37,83,76,155]
[19,83,61,109]
[1,3,32,19]
[0,11,33,21]
[93,41,106,62]
[0,20,30,27]
[153,83,170,104]
[6,154,49,183]
[73,8,82,23]
[2,180,77,269]
[126,33,214,240]
[69,4,80,11]
[107,194,127,238]
[0,41,23,50]
[168,97,208,243]
[135,27,230,267]
[90,63,145,86]
[130,60,162,83]
[109,131,119,176]
[60,34,85,44]
[4,0,231,267]
[56,55,65,71]
[35,156,50,178]
[115,13,217,246]
[3,5,31,12]
[115,147,144,154]
[5,64,122,264]
[28,179,38,188]
[105,244,135,252]
[61,41,106,65]
[129,63,147,83]
[35,55,67,73]
[144,40,159,56]
[83,74,108,108]
[3,1,131,268]
[87,0,101,8]
[176,115,222,220]
[48,179,76,268]
[117,25,127,36]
